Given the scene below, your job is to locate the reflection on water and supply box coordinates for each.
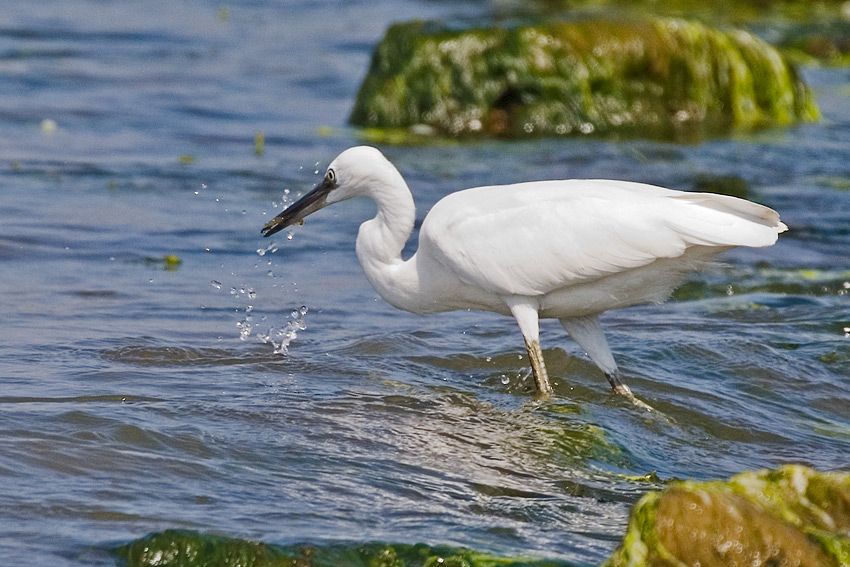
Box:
[0,1,849,566]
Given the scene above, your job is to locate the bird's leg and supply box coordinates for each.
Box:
[560,315,654,411]
[603,370,630,396]
[523,335,552,397]
[604,371,654,411]
[506,297,553,397]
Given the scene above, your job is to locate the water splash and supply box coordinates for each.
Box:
[257,242,279,256]
[237,318,252,340]
[257,306,308,355]
[225,286,258,340]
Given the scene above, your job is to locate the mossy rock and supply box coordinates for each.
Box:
[350,19,820,141]
[116,530,290,567]
[116,531,565,567]
[605,464,850,567]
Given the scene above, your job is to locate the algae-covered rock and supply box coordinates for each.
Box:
[116,530,567,567]
[605,465,850,567]
[350,19,819,141]
[116,529,290,567]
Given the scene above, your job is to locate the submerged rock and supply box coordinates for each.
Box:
[350,19,819,141]
[605,465,850,567]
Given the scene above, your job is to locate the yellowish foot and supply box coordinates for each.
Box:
[612,383,655,412]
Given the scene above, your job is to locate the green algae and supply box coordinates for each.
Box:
[116,530,290,567]
[350,19,819,142]
[254,129,265,157]
[519,0,848,26]
[116,531,566,567]
[525,0,850,66]
[605,465,850,567]
[143,254,183,272]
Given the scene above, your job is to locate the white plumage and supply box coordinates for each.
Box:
[262,146,786,405]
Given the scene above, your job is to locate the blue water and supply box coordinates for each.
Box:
[1,1,849,566]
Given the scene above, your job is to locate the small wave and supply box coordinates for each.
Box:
[0,394,161,404]
[100,344,284,367]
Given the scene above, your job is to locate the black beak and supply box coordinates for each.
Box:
[261,177,334,237]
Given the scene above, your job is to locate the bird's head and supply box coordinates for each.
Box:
[261,146,396,237]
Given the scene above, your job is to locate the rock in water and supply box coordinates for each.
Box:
[605,465,850,567]
[350,19,820,141]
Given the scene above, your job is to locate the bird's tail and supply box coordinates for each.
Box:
[670,192,787,248]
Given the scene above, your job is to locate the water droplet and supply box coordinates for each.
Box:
[500,375,510,385]
[257,242,279,256]
[211,280,222,289]
[485,356,492,363]
[268,305,310,355]
[247,288,256,299]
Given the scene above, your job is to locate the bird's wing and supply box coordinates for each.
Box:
[420,180,784,297]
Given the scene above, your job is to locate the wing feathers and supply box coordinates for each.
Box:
[421,181,785,297]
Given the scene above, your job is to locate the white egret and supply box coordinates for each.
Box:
[262,146,786,405]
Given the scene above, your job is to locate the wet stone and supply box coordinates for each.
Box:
[605,465,850,567]
[350,19,820,142]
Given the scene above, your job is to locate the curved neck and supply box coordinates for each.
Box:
[356,181,415,264]
[354,178,426,313]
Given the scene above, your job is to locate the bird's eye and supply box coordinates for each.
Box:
[326,168,337,186]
